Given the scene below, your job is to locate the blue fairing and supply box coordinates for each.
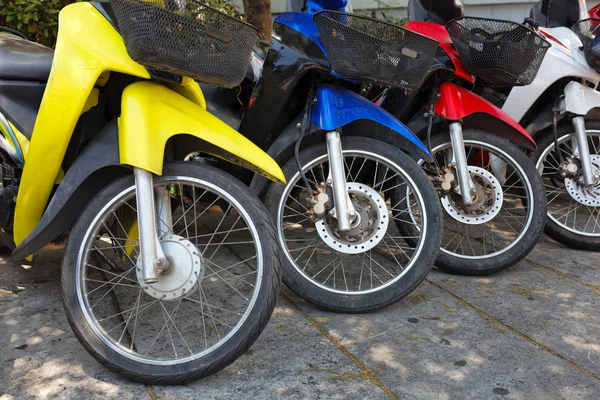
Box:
[274,12,326,55]
[306,0,347,12]
[310,85,431,157]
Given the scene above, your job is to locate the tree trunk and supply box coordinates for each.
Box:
[243,0,272,42]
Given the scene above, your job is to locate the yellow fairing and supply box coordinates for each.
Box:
[14,2,150,246]
[119,81,286,183]
[14,2,285,248]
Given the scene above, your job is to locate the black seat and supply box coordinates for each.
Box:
[530,0,581,28]
[0,32,53,81]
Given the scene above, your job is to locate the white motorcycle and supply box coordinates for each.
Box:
[506,0,600,250]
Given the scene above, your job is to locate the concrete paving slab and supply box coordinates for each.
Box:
[153,290,388,400]
[427,262,600,377]
[0,250,386,400]
[526,235,600,289]
[288,281,600,400]
[1,242,599,400]
[0,251,149,400]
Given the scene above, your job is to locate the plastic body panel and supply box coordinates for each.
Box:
[563,81,600,115]
[311,85,431,157]
[274,13,328,60]
[119,80,285,182]
[237,25,329,151]
[12,119,127,260]
[405,21,474,83]
[502,27,600,123]
[436,83,536,150]
[13,2,285,251]
[13,2,150,246]
[0,80,45,140]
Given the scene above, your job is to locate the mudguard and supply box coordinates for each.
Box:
[311,85,431,157]
[12,120,128,260]
[118,80,285,184]
[248,85,432,197]
[563,81,600,116]
[435,83,536,150]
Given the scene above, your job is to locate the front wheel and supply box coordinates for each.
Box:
[62,162,281,384]
[416,130,547,275]
[264,136,442,313]
[533,120,600,250]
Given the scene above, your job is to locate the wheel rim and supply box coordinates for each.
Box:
[536,131,600,237]
[422,139,535,260]
[76,175,263,366]
[277,150,428,295]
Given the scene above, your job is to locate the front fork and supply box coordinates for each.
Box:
[449,122,476,206]
[133,168,172,284]
[325,131,356,232]
[571,116,596,186]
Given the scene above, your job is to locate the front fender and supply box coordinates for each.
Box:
[563,81,600,116]
[435,83,536,150]
[119,81,285,184]
[310,85,431,158]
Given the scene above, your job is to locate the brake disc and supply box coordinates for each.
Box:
[315,183,389,254]
[441,166,503,225]
[564,155,600,207]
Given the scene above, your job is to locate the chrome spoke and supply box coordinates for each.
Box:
[78,175,263,364]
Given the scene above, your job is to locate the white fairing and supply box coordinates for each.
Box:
[502,27,600,122]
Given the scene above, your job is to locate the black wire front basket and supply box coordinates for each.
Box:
[313,11,439,91]
[572,18,600,73]
[109,0,258,87]
[446,17,551,86]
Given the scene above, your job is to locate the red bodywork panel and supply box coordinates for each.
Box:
[405,21,475,84]
[435,83,536,150]
[590,4,600,18]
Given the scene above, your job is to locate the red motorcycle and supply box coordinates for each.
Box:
[371,0,549,275]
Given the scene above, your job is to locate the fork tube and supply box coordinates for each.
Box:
[326,131,353,232]
[572,116,595,186]
[155,187,173,237]
[134,168,167,284]
[449,122,475,206]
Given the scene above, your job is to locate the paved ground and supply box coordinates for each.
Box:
[1,234,599,400]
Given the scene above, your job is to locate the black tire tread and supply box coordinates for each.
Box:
[264,136,442,313]
[61,162,282,385]
[532,121,600,251]
[431,130,547,276]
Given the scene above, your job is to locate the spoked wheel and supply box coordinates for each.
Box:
[264,137,442,313]
[62,163,281,384]
[533,122,600,250]
[415,130,546,275]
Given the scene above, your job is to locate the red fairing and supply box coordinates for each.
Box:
[590,4,600,18]
[405,21,475,83]
[435,83,536,150]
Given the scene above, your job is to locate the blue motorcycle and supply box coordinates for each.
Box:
[207,0,443,312]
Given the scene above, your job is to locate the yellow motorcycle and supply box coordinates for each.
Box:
[0,0,285,383]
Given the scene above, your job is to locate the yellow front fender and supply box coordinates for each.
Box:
[119,81,285,184]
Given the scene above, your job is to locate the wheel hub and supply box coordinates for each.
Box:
[316,183,388,254]
[441,166,503,225]
[564,155,600,206]
[136,235,203,301]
